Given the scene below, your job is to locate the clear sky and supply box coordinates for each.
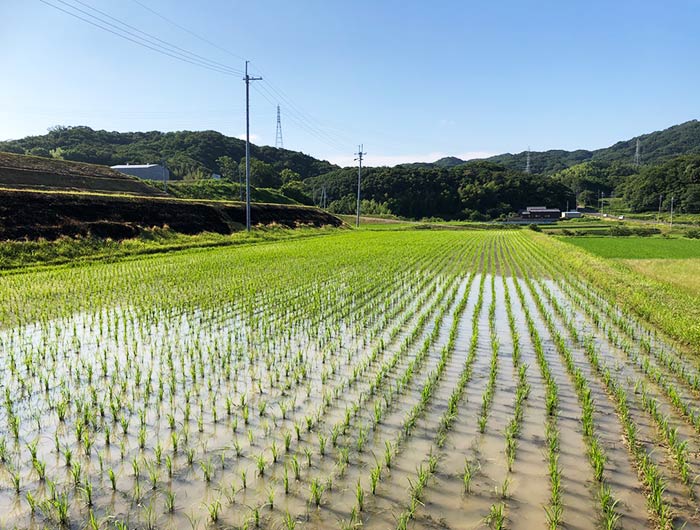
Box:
[1,0,698,166]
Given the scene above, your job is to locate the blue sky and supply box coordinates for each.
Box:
[1,0,698,166]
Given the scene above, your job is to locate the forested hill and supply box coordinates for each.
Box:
[488,120,700,174]
[0,126,338,180]
[306,160,575,220]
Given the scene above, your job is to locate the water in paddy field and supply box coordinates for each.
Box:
[1,232,700,529]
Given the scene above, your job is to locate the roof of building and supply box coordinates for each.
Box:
[522,208,561,213]
[111,164,161,169]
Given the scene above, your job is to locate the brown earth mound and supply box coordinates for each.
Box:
[0,151,164,196]
[0,189,343,240]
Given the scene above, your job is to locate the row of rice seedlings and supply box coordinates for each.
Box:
[478,259,500,434]
[390,262,488,529]
[2,233,474,520]
[511,254,623,530]
[496,243,531,477]
[501,248,562,528]
[635,379,695,494]
[514,237,676,529]
[221,251,476,525]
[520,240,700,501]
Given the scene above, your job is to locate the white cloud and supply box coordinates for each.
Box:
[325,151,496,168]
[236,133,261,143]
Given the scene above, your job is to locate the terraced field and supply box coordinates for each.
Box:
[0,230,698,529]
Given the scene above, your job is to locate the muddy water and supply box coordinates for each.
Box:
[410,273,495,530]
[515,279,597,530]
[531,279,652,529]
[217,275,472,528]
[543,279,700,527]
[0,259,455,529]
[352,277,475,528]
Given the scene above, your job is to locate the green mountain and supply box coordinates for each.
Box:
[3,119,700,218]
[0,126,338,180]
[488,120,700,174]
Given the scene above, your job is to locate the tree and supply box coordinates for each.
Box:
[27,147,51,158]
[578,190,597,207]
[280,168,301,185]
[280,181,313,205]
[216,156,238,181]
[246,158,281,188]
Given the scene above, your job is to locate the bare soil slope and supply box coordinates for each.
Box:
[0,188,343,240]
[0,151,164,196]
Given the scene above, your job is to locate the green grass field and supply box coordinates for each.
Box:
[623,258,700,298]
[560,236,700,259]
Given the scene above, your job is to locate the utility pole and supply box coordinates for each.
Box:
[634,138,641,167]
[658,194,663,223]
[670,196,675,228]
[354,144,366,228]
[244,60,262,232]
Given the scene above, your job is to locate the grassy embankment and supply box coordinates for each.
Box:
[553,233,700,351]
[0,226,342,271]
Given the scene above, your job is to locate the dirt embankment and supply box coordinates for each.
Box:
[0,151,165,196]
[0,189,343,240]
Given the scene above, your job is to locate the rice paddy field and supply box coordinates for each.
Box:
[1,229,700,530]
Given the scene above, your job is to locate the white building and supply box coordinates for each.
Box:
[561,211,583,219]
[111,164,169,182]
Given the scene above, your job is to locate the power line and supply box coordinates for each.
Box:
[252,84,347,153]
[252,82,348,151]
[131,0,246,62]
[128,1,354,151]
[68,0,243,75]
[38,0,243,76]
[44,0,354,157]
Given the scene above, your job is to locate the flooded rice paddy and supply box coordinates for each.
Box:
[0,230,698,529]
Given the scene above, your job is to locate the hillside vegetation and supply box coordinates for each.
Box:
[0,126,337,181]
[3,120,700,218]
[488,120,700,174]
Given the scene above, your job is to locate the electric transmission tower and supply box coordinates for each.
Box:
[525,147,531,174]
[634,138,641,167]
[275,105,284,149]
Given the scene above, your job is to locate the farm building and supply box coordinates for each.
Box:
[561,210,583,219]
[111,164,169,182]
[520,206,561,220]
